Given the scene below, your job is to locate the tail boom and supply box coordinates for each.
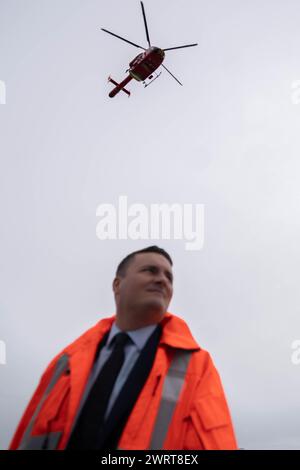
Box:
[108,75,132,98]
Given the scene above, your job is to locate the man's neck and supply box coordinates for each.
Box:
[115,310,164,331]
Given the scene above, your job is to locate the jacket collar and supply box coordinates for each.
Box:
[160,312,200,351]
[65,312,200,354]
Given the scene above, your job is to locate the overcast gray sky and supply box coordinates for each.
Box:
[1,0,300,450]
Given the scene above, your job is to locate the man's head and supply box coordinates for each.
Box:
[112,246,173,329]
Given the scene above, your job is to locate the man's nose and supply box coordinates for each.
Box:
[154,273,168,286]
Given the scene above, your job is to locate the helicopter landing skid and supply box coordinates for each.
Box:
[143,71,162,88]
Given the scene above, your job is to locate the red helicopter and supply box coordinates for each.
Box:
[101,1,198,98]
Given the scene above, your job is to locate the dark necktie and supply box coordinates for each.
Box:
[67,331,130,449]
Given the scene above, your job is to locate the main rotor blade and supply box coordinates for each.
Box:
[162,64,183,86]
[140,1,151,47]
[101,28,146,50]
[163,43,198,51]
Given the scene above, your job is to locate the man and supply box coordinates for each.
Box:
[9,246,238,450]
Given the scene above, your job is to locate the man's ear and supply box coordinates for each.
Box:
[112,276,120,296]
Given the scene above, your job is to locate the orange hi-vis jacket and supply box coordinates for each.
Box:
[9,312,238,450]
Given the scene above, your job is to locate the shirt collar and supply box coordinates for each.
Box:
[107,321,157,352]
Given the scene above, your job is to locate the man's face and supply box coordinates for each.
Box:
[113,252,173,318]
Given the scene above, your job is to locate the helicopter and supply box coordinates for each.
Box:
[101,1,198,98]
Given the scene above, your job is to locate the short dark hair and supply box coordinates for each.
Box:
[116,246,173,277]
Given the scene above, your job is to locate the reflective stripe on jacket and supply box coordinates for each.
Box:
[9,312,238,450]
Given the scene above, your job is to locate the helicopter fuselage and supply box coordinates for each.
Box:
[129,47,165,81]
[108,46,165,98]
